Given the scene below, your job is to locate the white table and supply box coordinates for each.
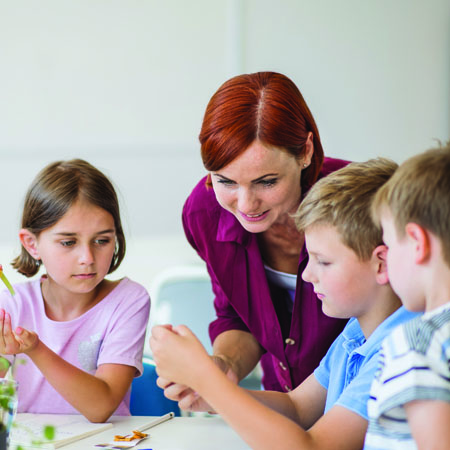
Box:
[14,414,251,450]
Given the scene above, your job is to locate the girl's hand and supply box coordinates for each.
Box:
[150,324,212,389]
[0,308,39,355]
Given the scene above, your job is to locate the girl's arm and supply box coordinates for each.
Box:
[0,310,134,422]
[406,399,450,450]
[151,324,368,450]
[27,339,135,422]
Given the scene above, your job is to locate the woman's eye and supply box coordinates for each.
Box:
[259,178,277,187]
[217,179,235,186]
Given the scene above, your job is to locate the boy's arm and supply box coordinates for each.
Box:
[406,400,450,450]
[152,325,368,450]
[249,373,326,429]
[193,362,367,450]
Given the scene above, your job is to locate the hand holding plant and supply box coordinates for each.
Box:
[0,309,39,356]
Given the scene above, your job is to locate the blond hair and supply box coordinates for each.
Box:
[295,158,398,260]
[372,143,450,267]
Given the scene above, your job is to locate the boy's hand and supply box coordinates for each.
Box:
[156,376,214,412]
[150,324,212,389]
[0,308,39,355]
[156,354,239,412]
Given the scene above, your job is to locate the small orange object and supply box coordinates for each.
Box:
[113,430,148,442]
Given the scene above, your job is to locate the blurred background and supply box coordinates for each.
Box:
[0,0,449,294]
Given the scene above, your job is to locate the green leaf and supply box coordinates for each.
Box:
[43,425,55,441]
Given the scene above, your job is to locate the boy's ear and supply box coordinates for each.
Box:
[19,229,40,260]
[373,244,389,285]
[405,223,430,264]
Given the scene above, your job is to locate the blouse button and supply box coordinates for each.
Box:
[279,361,287,371]
[284,385,292,392]
[285,338,295,346]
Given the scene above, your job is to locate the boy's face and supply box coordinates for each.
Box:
[380,211,423,311]
[302,224,378,320]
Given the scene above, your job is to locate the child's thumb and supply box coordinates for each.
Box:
[173,324,192,336]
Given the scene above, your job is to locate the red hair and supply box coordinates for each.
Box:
[199,72,324,190]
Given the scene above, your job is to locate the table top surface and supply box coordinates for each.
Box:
[13,414,251,450]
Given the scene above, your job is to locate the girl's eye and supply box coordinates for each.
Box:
[94,238,111,245]
[259,178,277,187]
[61,240,76,247]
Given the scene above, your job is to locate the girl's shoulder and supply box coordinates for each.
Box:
[105,277,148,296]
[99,277,150,307]
[1,277,42,301]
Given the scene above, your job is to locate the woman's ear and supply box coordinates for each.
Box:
[19,229,40,260]
[303,131,314,167]
[373,244,389,285]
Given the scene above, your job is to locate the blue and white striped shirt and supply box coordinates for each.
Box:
[365,302,450,449]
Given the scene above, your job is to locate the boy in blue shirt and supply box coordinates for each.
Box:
[365,144,450,449]
[151,158,417,450]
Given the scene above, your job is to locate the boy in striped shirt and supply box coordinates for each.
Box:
[365,143,450,449]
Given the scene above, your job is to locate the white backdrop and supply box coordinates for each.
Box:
[0,0,449,289]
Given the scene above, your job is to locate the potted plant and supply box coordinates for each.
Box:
[0,360,17,450]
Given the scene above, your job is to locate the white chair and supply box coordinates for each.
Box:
[145,264,216,356]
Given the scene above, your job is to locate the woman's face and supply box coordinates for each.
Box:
[211,140,312,233]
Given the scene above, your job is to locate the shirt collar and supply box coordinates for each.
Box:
[216,207,250,247]
[343,307,419,358]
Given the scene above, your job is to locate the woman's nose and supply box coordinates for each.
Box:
[237,188,259,213]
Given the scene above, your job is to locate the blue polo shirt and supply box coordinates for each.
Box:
[314,307,418,419]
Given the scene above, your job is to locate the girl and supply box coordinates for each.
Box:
[0,159,150,422]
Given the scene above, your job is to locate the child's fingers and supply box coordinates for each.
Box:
[0,309,5,349]
[156,376,174,390]
[13,327,38,352]
[2,312,18,353]
[173,324,193,337]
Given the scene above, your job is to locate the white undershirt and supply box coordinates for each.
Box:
[264,265,297,312]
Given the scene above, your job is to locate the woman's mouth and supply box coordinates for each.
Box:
[239,210,270,222]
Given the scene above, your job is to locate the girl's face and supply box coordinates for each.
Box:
[26,199,116,295]
[211,140,311,233]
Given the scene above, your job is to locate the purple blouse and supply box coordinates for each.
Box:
[182,157,349,392]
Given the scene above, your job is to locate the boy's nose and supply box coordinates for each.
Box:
[302,261,315,283]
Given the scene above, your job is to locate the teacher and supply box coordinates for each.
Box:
[175,72,348,400]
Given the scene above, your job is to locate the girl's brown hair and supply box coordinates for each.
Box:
[12,159,126,277]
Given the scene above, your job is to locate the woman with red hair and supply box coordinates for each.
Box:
[161,72,348,409]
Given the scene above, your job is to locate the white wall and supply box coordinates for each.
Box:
[0,0,449,292]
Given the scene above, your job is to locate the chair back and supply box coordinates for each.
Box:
[130,357,180,416]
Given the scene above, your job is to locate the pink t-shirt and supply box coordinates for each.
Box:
[0,277,150,415]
